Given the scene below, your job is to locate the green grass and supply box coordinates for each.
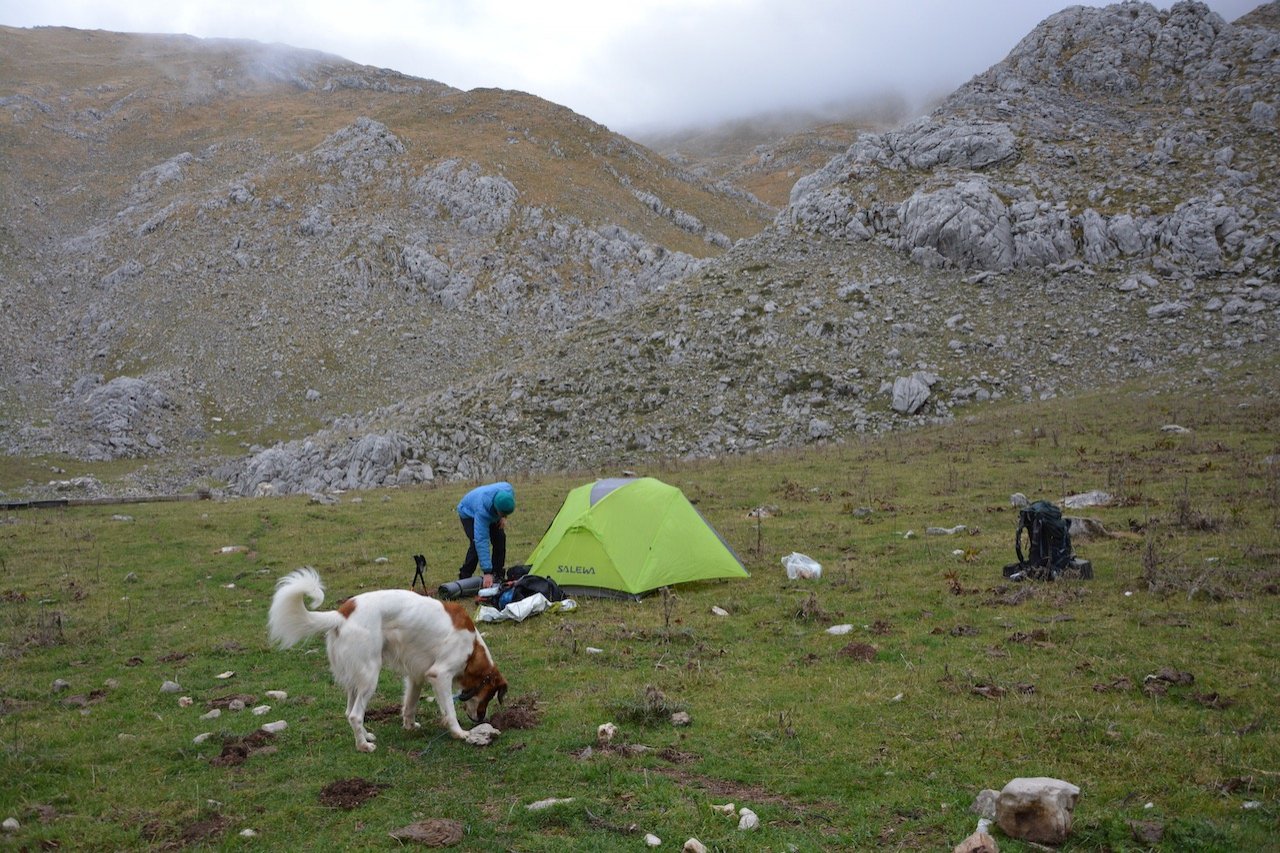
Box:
[2,370,1278,851]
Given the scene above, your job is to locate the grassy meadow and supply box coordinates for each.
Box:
[2,369,1278,851]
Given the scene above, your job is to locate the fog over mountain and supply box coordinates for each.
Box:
[0,0,1263,133]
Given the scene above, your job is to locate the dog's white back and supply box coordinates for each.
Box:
[268,567,507,751]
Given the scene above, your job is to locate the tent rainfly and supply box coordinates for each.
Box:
[527,477,749,598]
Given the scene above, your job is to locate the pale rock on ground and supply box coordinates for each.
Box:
[996,777,1081,845]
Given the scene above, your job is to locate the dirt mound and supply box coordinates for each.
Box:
[209,729,276,767]
[319,777,387,809]
[488,692,541,730]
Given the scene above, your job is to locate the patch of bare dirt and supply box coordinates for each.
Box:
[1093,676,1134,692]
[488,692,541,730]
[61,688,108,708]
[390,818,464,847]
[657,747,699,764]
[141,811,230,850]
[1193,691,1235,709]
[838,642,877,662]
[178,813,229,846]
[319,777,387,809]
[207,693,258,709]
[209,729,276,767]
[364,703,402,722]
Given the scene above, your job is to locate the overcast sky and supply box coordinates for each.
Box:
[0,0,1263,134]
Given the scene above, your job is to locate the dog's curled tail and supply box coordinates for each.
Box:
[268,567,343,649]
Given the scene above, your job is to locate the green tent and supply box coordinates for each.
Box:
[527,477,749,598]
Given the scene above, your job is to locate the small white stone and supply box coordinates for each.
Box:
[683,839,707,853]
[215,671,235,679]
[711,606,729,616]
[251,705,271,716]
[228,699,245,711]
[3,817,20,832]
[193,732,213,744]
[1243,800,1262,809]
[265,690,288,701]
[239,829,258,838]
[178,696,193,708]
[52,678,71,692]
[160,680,181,693]
[201,709,221,720]
[738,808,760,830]
[826,624,853,635]
[585,647,603,654]
[711,802,735,815]
[597,722,618,744]
[260,720,287,734]
[644,833,661,847]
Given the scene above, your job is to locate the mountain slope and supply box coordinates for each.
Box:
[2,2,1278,501]
[0,25,770,468]
[217,0,1279,498]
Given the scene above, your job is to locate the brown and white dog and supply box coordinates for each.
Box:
[268,567,506,752]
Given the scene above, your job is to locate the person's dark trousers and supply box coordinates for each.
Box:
[457,516,506,580]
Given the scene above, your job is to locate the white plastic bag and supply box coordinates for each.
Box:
[477,592,551,622]
[781,552,822,580]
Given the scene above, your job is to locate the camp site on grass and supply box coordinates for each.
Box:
[527,477,748,598]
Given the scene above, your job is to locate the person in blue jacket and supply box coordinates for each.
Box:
[456,481,515,589]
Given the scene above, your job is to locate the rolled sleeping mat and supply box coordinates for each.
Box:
[437,576,482,599]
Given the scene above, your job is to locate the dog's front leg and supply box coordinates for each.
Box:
[401,677,424,732]
[426,668,468,739]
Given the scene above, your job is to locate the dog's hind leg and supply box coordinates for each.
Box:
[401,676,424,732]
[344,679,379,752]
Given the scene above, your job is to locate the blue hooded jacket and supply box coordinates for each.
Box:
[457,481,514,572]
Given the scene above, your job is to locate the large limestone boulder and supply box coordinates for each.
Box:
[995,777,1080,845]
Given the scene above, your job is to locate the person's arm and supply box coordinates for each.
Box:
[474,507,495,586]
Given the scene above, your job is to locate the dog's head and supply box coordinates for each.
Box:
[459,671,508,723]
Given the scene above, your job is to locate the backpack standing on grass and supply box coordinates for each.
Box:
[456,482,515,589]
[1011,500,1074,580]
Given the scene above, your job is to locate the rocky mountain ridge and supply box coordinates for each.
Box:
[2,2,1278,500]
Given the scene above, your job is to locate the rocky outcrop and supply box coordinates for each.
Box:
[785,1,1278,279]
[51,374,197,462]
[228,430,433,495]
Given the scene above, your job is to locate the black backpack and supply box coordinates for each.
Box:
[496,573,566,608]
[1011,500,1074,580]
